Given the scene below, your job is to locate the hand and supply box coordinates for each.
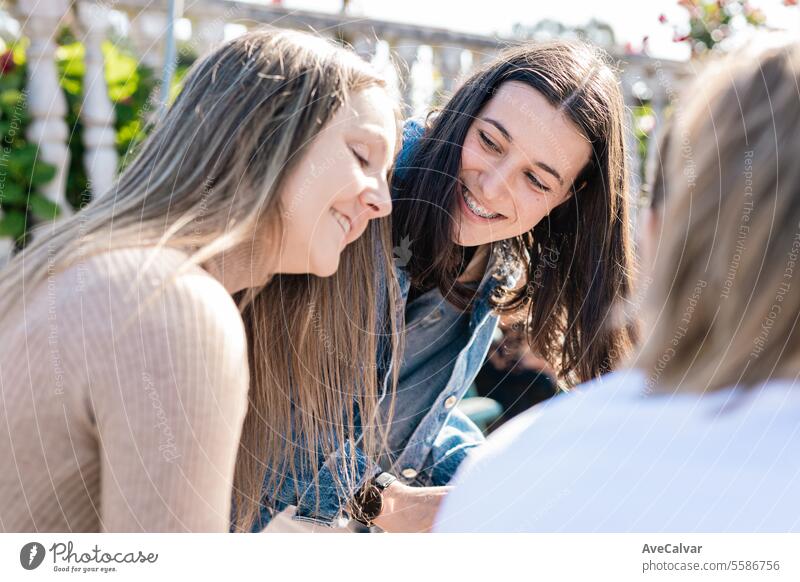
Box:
[371,481,452,533]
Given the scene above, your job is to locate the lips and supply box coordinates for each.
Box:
[458,182,505,222]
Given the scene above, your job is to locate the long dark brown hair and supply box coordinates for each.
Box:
[391,40,636,385]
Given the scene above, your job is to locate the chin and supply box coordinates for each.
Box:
[455,229,490,247]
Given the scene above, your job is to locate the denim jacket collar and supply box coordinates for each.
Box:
[395,239,522,314]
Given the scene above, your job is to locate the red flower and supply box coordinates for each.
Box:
[0,50,15,74]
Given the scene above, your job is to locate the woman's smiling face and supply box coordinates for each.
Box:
[455,81,592,246]
[276,86,397,277]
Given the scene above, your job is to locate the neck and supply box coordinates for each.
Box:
[202,243,273,295]
[456,244,490,284]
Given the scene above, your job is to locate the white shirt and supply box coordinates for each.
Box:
[435,369,800,532]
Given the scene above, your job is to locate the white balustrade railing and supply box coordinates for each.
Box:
[0,0,687,256]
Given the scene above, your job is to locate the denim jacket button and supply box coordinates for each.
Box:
[444,395,458,409]
[401,467,418,480]
[421,307,443,327]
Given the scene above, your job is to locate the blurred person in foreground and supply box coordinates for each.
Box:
[436,39,800,532]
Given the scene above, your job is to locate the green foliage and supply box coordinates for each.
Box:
[631,104,657,201]
[0,45,59,248]
[633,105,655,154]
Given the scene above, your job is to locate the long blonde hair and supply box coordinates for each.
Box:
[638,41,800,393]
[0,29,400,530]
[233,226,401,531]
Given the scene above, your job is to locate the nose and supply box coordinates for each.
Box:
[360,181,392,219]
[479,162,513,203]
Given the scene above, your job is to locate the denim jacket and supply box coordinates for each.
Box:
[250,120,521,530]
[380,245,521,487]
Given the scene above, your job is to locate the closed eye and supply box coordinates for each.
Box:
[526,172,551,193]
[478,130,501,153]
[350,147,369,168]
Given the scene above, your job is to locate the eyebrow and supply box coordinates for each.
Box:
[481,116,565,186]
[352,125,394,166]
[353,125,389,152]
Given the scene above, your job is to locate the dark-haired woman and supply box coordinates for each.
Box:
[254,39,636,533]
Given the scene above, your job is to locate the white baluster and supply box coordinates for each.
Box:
[193,16,226,57]
[392,40,419,116]
[77,1,117,200]
[127,10,168,70]
[0,231,12,266]
[353,34,378,63]
[650,83,668,133]
[433,45,463,96]
[470,48,490,72]
[19,0,72,218]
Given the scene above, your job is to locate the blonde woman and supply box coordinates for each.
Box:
[436,40,800,532]
[0,29,397,532]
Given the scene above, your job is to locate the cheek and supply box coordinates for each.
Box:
[327,166,361,206]
[514,192,555,230]
[278,175,330,250]
[460,137,486,172]
[281,170,341,229]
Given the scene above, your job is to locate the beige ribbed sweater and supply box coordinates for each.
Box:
[0,247,249,532]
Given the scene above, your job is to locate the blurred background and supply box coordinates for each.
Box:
[2,0,798,261]
[1,0,798,425]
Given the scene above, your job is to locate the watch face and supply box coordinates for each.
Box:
[374,472,397,490]
[354,484,383,525]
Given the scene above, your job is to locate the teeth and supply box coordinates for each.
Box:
[462,187,500,219]
[331,208,351,235]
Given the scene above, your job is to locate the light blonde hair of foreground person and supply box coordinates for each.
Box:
[0,29,400,531]
[638,40,800,393]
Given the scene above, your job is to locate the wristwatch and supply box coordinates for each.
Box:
[350,472,397,527]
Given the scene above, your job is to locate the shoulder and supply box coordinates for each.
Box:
[435,369,646,531]
[61,247,246,357]
[393,117,427,179]
[402,117,426,144]
[470,369,646,460]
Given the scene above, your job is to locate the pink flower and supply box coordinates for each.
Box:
[659,13,668,23]
[0,50,15,74]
